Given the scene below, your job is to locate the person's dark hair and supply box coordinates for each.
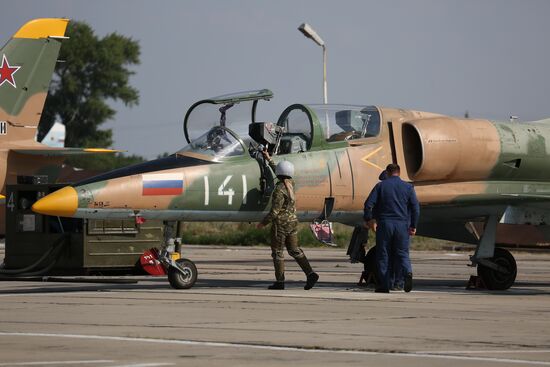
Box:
[386,163,400,175]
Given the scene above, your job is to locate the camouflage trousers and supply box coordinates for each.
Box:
[270,222,313,282]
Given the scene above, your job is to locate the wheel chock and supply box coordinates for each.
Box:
[466,275,487,290]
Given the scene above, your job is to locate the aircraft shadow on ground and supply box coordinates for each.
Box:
[0,277,549,296]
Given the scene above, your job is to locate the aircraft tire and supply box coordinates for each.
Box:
[168,258,198,289]
[477,248,517,290]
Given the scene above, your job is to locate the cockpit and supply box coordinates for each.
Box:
[309,104,381,142]
[179,126,245,158]
[180,89,381,161]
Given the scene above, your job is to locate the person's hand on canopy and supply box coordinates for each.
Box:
[261,147,271,161]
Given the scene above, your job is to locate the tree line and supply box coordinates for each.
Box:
[38,21,147,170]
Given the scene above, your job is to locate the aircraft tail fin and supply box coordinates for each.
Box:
[0,18,69,143]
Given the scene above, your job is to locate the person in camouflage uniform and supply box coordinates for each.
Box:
[257,150,319,290]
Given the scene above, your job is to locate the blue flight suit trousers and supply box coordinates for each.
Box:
[375,220,412,290]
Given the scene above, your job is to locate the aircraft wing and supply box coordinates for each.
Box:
[500,193,550,200]
[417,189,550,244]
[12,148,124,156]
[422,192,550,219]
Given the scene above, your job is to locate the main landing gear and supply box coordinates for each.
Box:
[476,248,517,290]
[469,215,517,290]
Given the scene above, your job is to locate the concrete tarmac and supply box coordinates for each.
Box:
[0,245,549,366]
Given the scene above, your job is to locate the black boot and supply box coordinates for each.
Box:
[404,272,413,293]
[268,282,285,290]
[304,272,319,290]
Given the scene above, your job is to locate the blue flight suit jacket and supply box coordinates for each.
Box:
[363,175,420,228]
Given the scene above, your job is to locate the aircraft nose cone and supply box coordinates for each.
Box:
[32,186,78,217]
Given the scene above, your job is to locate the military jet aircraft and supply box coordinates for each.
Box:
[32,86,550,290]
[0,18,120,235]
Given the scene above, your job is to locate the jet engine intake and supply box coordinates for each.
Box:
[402,118,500,182]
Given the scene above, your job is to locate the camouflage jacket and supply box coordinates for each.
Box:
[261,159,298,226]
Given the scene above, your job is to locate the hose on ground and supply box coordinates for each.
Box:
[0,235,69,276]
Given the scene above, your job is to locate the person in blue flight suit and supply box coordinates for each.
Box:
[363,163,420,293]
[375,170,405,290]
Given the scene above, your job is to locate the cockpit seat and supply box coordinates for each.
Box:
[327,131,361,142]
[278,135,307,154]
[336,110,365,132]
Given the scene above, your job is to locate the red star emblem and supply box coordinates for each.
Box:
[0,54,21,88]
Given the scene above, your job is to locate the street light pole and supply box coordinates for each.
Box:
[322,44,327,104]
[298,23,327,104]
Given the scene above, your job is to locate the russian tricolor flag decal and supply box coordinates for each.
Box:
[142,173,184,196]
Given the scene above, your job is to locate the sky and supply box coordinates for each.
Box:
[2,0,550,159]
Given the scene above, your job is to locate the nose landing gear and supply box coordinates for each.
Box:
[140,220,198,289]
[140,246,198,289]
[166,257,198,289]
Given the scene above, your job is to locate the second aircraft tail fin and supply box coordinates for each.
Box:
[0,18,69,143]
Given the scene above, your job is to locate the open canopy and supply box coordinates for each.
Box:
[181,89,381,160]
[183,89,273,144]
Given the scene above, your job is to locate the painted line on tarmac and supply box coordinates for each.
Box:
[109,364,174,367]
[0,332,549,366]
[0,361,113,366]
[417,350,550,354]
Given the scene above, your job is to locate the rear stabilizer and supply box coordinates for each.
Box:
[11,148,124,156]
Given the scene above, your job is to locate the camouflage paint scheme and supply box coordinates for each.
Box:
[32,88,550,254]
[0,19,121,235]
[0,19,67,235]
[0,19,69,194]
